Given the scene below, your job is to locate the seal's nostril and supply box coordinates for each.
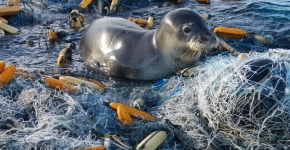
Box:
[200,35,208,41]
[194,34,210,43]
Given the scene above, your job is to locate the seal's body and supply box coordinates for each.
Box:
[80,8,219,80]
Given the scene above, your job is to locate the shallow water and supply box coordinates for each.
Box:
[1,0,290,149]
[1,0,290,71]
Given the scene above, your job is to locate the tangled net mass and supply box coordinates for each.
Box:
[1,49,290,149]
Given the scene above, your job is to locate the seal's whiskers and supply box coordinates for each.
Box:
[181,50,200,60]
[193,51,201,58]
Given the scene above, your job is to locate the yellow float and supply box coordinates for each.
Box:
[214,26,248,39]
[0,3,21,17]
[117,106,133,125]
[0,61,6,73]
[79,0,92,8]
[45,77,76,93]
[59,76,104,93]
[0,64,16,87]
[109,102,156,121]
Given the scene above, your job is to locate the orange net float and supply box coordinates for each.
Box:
[127,17,134,21]
[83,145,106,150]
[0,6,22,17]
[0,64,16,87]
[110,102,156,121]
[45,77,76,93]
[117,106,133,125]
[0,17,8,24]
[196,0,210,4]
[6,0,13,6]
[13,0,19,6]
[213,26,248,39]
[79,0,92,8]
[133,18,148,24]
[137,23,146,27]
[47,29,58,39]
[0,61,6,74]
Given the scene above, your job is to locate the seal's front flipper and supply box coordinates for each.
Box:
[178,64,205,77]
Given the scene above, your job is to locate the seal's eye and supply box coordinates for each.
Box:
[182,27,192,33]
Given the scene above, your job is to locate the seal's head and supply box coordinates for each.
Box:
[154,8,219,59]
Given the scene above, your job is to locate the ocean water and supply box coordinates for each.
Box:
[1,0,290,149]
[0,0,290,67]
[1,0,290,69]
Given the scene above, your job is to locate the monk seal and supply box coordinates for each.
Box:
[79,8,219,80]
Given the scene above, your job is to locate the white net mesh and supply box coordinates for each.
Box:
[158,49,290,149]
[1,49,290,149]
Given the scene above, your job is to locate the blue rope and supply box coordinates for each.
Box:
[151,78,168,89]
[155,75,183,105]
[169,86,182,97]
[218,51,230,57]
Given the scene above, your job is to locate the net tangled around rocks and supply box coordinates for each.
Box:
[1,49,290,149]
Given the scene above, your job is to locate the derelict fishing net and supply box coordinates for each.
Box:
[157,49,290,149]
[1,49,290,149]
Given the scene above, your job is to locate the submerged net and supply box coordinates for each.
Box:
[1,49,290,149]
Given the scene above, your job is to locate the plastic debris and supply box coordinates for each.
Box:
[214,26,248,39]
